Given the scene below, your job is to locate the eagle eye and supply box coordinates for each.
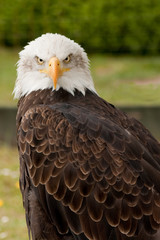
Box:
[63,55,71,63]
[36,56,44,65]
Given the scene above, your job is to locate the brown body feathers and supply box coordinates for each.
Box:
[16,88,160,240]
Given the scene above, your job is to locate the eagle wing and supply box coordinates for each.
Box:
[17,103,160,240]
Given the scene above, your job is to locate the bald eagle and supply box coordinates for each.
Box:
[14,33,160,240]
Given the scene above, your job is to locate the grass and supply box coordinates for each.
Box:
[91,54,160,106]
[0,145,28,240]
[1,48,160,106]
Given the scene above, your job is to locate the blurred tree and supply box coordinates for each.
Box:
[0,0,160,54]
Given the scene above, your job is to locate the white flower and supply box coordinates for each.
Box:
[0,232,8,239]
[0,168,18,178]
[1,216,9,224]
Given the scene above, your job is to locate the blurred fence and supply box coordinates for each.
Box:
[1,0,160,54]
[0,106,160,146]
[0,108,17,145]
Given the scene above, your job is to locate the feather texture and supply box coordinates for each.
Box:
[17,88,160,240]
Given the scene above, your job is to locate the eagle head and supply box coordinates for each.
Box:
[13,33,96,99]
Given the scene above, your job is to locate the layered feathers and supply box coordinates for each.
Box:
[16,88,160,240]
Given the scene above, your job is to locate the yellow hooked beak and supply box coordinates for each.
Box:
[40,57,70,89]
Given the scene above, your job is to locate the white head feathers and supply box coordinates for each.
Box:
[13,33,96,99]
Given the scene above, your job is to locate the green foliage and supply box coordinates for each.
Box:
[1,0,160,53]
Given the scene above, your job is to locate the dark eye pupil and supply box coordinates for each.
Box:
[64,55,71,62]
[40,59,43,62]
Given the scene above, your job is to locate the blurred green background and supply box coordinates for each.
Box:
[1,0,160,54]
[1,0,160,239]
